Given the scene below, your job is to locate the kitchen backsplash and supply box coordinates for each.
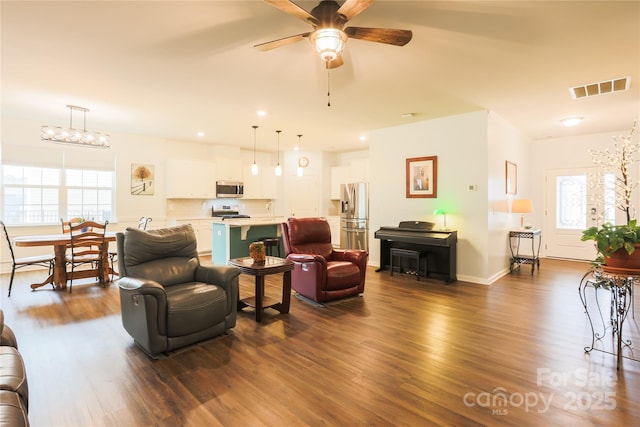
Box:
[166,199,275,219]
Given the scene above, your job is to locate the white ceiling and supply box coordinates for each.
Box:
[1,1,638,153]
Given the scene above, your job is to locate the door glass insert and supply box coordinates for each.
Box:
[556,175,586,229]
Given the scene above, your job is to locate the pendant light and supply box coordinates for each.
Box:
[251,125,259,175]
[296,134,304,177]
[275,130,282,176]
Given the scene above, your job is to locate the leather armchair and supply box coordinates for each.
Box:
[1,310,29,426]
[281,217,367,303]
[116,224,240,357]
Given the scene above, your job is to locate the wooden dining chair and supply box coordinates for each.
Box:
[66,220,109,292]
[1,220,55,297]
[61,217,86,234]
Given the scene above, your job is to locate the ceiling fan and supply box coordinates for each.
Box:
[255,0,413,69]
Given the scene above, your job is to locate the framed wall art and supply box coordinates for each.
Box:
[131,163,155,195]
[505,161,517,195]
[406,156,437,198]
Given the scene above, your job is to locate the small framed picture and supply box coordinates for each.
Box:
[406,156,437,198]
[505,161,517,195]
[131,163,155,195]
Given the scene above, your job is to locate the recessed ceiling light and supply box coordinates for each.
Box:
[561,117,583,127]
[196,131,205,137]
[359,135,367,141]
[257,110,267,117]
[401,113,414,118]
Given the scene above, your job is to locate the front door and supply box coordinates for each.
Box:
[544,168,615,260]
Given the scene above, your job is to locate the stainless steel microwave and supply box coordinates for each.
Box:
[216,181,244,198]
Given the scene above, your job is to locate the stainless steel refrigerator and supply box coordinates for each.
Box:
[340,182,369,251]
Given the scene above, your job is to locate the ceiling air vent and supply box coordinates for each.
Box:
[570,77,631,99]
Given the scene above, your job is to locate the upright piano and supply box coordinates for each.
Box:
[374,221,457,283]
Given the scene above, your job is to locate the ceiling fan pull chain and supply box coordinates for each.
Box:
[327,65,331,107]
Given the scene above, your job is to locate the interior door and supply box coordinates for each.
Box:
[288,175,319,218]
[544,168,614,260]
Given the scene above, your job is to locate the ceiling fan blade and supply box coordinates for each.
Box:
[337,0,376,22]
[264,0,318,26]
[254,32,310,51]
[345,27,413,46]
[326,54,344,69]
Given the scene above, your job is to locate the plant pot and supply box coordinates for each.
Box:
[603,244,640,271]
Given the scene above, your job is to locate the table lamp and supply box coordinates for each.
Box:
[511,199,533,228]
[433,209,448,230]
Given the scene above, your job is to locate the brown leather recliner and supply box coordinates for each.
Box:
[116,224,240,357]
[281,217,367,303]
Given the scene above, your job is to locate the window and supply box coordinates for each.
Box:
[2,165,60,224]
[2,165,114,225]
[66,169,114,222]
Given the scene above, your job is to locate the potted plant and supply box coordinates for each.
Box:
[581,121,640,269]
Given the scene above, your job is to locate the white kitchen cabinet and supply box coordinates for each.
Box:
[242,163,278,199]
[166,160,216,199]
[350,159,370,183]
[215,157,242,181]
[242,164,261,199]
[330,166,350,200]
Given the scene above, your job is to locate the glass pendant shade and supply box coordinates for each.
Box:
[296,134,304,176]
[251,125,259,175]
[310,28,346,61]
[275,130,282,176]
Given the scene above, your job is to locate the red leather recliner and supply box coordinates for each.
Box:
[281,217,367,303]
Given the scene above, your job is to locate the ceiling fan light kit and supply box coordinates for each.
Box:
[310,28,347,61]
[257,0,412,68]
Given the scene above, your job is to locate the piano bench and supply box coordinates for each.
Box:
[390,248,427,281]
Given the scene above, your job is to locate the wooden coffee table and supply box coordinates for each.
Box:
[228,256,294,322]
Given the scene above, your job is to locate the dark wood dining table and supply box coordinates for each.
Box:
[13,232,117,290]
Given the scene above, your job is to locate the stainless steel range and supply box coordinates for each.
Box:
[212,205,250,220]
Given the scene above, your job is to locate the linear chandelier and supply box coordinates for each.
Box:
[41,105,111,148]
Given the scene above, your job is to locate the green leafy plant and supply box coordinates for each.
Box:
[581,219,640,259]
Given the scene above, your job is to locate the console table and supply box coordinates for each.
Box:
[579,267,637,370]
[509,229,541,274]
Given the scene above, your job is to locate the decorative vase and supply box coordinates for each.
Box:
[603,244,640,272]
[249,241,266,264]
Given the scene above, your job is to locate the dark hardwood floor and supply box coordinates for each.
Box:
[1,258,639,426]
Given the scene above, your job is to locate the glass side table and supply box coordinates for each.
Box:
[509,229,541,274]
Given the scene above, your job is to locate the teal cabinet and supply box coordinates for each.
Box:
[212,222,280,265]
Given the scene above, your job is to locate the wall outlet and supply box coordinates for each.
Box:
[468,184,478,191]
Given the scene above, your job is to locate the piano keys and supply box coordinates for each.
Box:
[374,221,457,283]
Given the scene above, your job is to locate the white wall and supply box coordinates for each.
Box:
[487,112,532,279]
[371,111,497,283]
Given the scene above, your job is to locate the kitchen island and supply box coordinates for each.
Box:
[212,217,285,265]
